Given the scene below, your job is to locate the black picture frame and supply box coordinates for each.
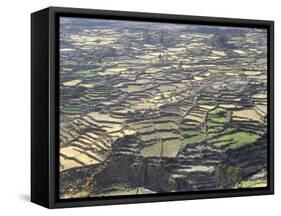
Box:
[31,6,274,208]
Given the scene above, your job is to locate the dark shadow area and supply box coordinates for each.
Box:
[19,194,30,202]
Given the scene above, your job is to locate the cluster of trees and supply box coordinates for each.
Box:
[93,47,118,63]
[213,33,234,49]
[142,30,173,46]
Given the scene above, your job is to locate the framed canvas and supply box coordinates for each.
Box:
[31,7,274,208]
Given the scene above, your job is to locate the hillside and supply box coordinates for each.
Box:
[59,17,268,199]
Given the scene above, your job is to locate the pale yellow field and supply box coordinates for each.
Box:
[232,108,262,122]
[63,79,81,87]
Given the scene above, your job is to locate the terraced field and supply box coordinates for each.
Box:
[59,17,268,199]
